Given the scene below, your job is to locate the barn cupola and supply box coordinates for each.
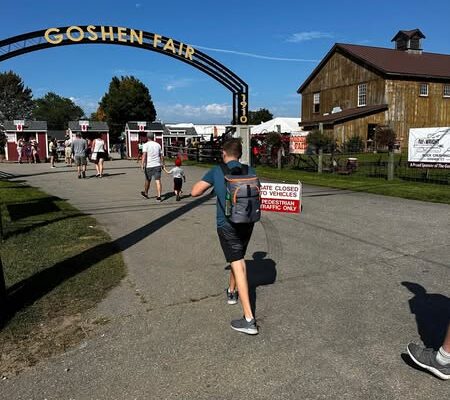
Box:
[391,29,425,54]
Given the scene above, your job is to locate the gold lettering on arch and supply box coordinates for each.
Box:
[42,26,195,61]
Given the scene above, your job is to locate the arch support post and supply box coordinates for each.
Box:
[234,91,248,125]
[235,125,251,165]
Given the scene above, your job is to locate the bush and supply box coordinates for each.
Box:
[306,129,336,154]
[344,135,364,153]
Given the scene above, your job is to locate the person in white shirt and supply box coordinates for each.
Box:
[140,132,164,201]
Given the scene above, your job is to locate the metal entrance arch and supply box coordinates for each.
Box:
[0,25,249,125]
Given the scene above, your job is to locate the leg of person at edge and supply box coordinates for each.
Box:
[76,158,87,179]
[141,132,163,201]
[191,138,258,335]
[95,157,105,178]
[407,323,450,380]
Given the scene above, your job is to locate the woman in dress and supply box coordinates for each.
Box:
[91,136,107,177]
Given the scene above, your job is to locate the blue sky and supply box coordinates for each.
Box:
[1,0,450,123]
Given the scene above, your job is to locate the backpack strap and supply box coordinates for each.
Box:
[220,162,249,176]
[219,162,230,176]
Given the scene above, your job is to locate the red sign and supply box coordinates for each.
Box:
[289,134,307,154]
[260,182,302,214]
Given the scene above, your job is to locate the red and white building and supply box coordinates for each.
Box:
[124,121,165,158]
[2,120,48,162]
[68,120,110,150]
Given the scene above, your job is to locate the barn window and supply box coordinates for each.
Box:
[357,83,367,107]
[444,84,450,98]
[313,92,320,113]
[419,83,428,96]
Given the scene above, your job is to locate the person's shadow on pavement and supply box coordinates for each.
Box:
[246,251,277,317]
[401,281,450,350]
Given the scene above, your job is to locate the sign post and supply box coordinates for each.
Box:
[260,181,302,214]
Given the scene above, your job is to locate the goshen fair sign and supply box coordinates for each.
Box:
[260,182,302,214]
[44,25,196,61]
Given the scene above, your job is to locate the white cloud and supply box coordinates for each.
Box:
[135,3,142,8]
[164,78,193,91]
[69,96,100,115]
[192,45,318,62]
[156,102,231,123]
[287,31,333,43]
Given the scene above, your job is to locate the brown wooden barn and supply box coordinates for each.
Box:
[298,29,450,150]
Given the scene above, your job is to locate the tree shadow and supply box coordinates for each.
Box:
[2,212,83,240]
[246,251,277,316]
[1,192,215,327]
[6,197,61,221]
[401,281,450,350]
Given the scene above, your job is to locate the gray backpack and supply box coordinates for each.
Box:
[220,163,261,224]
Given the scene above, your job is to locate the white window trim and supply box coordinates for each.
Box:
[357,83,367,107]
[313,92,320,113]
[443,84,450,98]
[419,83,429,97]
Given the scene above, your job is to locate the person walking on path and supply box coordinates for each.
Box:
[31,138,39,163]
[191,138,258,335]
[407,323,450,380]
[91,136,107,178]
[16,138,24,164]
[140,132,163,201]
[71,133,88,179]
[64,134,72,167]
[49,138,57,168]
[163,158,186,201]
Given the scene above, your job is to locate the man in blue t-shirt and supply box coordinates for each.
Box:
[191,139,258,335]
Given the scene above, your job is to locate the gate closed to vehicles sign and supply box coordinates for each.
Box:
[260,182,302,214]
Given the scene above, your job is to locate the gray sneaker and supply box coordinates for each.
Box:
[407,343,450,380]
[231,317,258,335]
[226,288,238,305]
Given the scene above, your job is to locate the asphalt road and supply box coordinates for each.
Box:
[0,159,449,399]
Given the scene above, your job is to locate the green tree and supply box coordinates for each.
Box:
[90,105,106,122]
[248,108,273,125]
[33,92,84,130]
[0,71,34,120]
[306,129,336,154]
[99,76,157,141]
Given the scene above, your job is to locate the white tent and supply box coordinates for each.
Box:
[250,117,303,135]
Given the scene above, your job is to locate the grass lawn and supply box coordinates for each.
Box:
[256,166,450,204]
[177,159,449,204]
[0,180,126,376]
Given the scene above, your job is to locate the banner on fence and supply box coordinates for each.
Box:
[289,133,308,154]
[408,127,450,168]
[260,182,302,214]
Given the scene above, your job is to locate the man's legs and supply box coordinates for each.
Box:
[230,259,253,319]
[82,161,87,178]
[229,269,236,293]
[155,179,162,199]
[407,323,450,380]
[143,179,151,195]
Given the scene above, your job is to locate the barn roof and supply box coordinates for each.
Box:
[126,121,165,131]
[2,120,47,131]
[300,104,388,127]
[68,121,109,131]
[298,43,450,93]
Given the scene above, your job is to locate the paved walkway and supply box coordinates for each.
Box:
[0,159,449,399]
